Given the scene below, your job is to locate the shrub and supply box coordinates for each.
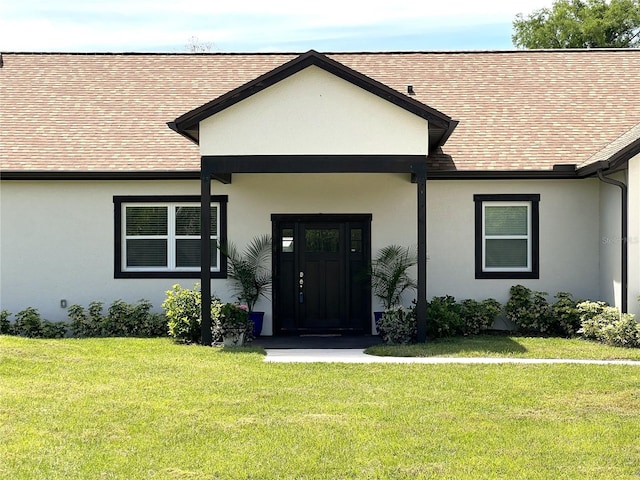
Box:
[104,299,134,336]
[41,320,67,339]
[163,284,202,343]
[376,305,417,345]
[0,310,12,335]
[459,298,501,335]
[550,292,582,337]
[1,307,67,338]
[105,299,166,337]
[13,307,44,338]
[69,299,166,338]
[141,312,168,337]
[426,295,463,338]
[68,302,104,337]
[598,314,640,348]
[162,284,222,344]
[576,301,615,340]
[577,301,639,347]
[505,285,553,334]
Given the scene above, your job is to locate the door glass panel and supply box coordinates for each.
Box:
[350,228,362,253]
[282,228,294,253]
[305,228,339,253]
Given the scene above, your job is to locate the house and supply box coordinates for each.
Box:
[1,49,638,339]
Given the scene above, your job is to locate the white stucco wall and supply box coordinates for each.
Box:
[426,179,601,305]
[199,66,429,156]
[598,171,624,308]
[0,175,417,334]
[628,156,640,316]
[0,180,208,324]
[1,176,604,335]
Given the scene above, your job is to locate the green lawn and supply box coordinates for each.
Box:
[1,336,639,479]
[365,334,640,361]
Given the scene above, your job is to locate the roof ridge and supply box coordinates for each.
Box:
[3,48,640,56]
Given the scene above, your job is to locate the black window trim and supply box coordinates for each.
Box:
[114,195,228,279]
[474,194,540,280]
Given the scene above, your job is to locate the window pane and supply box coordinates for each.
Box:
[176,240,218,268]
[485,206,528,236]
[176,239,199,267]
[211,205,218,236]
[305,229,339,253]
[350,228,362,253]
[126,207,167,235]
[126,239,167,267]
[211,242,219,269]
[175,205,218,237]
[175,207,200,236]
[282,228,294,253]
[486,239,528,268]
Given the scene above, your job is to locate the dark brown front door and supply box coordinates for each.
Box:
[272,214,371,334]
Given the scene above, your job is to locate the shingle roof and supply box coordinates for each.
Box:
[1,50,639,174]
[578,121,640,174]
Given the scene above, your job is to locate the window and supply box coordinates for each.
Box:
[474,194,539,279]
[114,196,227,278]
[281,228,294,253]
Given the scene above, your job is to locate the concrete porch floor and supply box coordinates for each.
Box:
[252,334,383,349]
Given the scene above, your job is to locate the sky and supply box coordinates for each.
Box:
[0,0,555,53]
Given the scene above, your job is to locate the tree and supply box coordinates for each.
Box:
[185,36,214,53]
[512,0,640,48]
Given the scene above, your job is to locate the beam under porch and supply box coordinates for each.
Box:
[201,155,427,176]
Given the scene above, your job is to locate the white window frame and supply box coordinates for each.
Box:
[482,201,532,273]
[122,202,220,273]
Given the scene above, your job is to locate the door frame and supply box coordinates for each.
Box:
[271,213,372,335]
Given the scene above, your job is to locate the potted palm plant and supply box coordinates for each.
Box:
[370,244,418,325]
[221,234,272,336]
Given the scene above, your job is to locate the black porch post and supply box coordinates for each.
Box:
[201,171,213,346]
[415,165,427,342]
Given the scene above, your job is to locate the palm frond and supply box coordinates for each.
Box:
[219,235,272,311]
[371,245,417,310]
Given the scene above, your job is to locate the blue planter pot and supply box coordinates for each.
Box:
[249,311,264,337]
[374,311,384,334]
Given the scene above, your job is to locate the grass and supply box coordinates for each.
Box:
[365,334,640,360]
[1,336,639,479]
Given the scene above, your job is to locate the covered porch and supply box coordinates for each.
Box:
[168,50,458,343]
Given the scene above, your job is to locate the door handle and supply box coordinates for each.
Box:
[299,271,304,303]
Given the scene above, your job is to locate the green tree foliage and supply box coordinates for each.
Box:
[513,0,640,48]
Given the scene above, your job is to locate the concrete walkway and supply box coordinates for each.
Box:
[264,348,640,365]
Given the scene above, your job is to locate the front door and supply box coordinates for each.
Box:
[272,214,371,334]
